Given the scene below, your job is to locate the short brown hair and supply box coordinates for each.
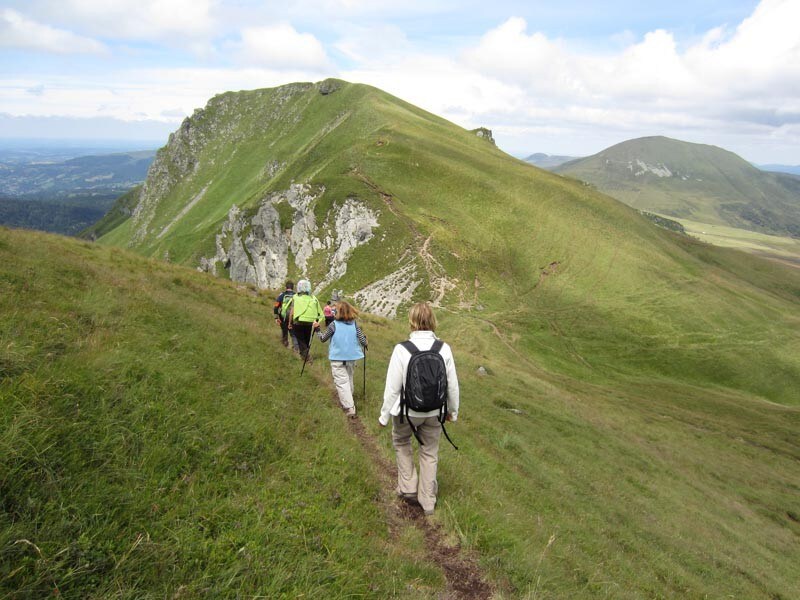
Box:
[408,302,436,332]
[335,300,359,322]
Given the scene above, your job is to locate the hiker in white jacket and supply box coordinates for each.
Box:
[379,302,459,516]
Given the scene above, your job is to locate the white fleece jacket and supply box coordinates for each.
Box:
[379,330,460,426]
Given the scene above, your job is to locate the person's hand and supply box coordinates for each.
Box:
[446,413,454,422]
[313,321,320,330]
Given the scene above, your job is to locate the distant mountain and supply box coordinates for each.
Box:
[758,164,800,176]
[524,152,581,169]
[555,136,800,237]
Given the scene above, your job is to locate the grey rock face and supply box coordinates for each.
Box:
[318,79,341,95]
[472,127,496,145]
[199,184,380,291]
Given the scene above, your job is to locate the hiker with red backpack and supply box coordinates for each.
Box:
[314,300,367,418]
[379,302,459,516]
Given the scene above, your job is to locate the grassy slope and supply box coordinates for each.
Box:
[3,227,800,598]
[667,215,800,265]
[26,82,800,596]
[101,83,800,405]
[81,186,142,240]
[0,227,440,598]
[554,136,800,235]
[360,311,800,599]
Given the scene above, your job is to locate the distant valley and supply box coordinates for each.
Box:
[0,146,155,235]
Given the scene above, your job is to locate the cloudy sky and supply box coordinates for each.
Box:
[1,0,798,163]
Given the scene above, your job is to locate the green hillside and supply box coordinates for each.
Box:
[0,227,454,598]
[3,224,800,598]
[99,81,800,407]
[554,136,800,237]
[4,81,800,597]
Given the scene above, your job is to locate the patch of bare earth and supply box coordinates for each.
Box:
[352,168,459,309]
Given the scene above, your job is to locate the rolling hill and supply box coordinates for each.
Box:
[554,136,800,237]
[3,80,800,597]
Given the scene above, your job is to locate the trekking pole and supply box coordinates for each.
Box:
[362,346,367,403]
[300,323,315,376]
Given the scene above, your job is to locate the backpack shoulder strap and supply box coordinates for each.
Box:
[400,340,419,355]
[431,340,444,354]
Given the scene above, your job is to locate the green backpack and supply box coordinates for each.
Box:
[280,291,296,320]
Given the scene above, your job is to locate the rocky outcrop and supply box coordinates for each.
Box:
[354,262,421,319]
[472,127,496,145]
[199,184,379,291]
[318,79,341,95]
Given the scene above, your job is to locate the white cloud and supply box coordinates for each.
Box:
[0,66,333,122]
[1,0,798,162]
[43,0,216,40]
[234,23,332,71]
[0,8,106,54]
[448,2,800,160]
[334,23,412,64]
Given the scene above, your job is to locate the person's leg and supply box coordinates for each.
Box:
[294,322,312,358]
[345,361,355,396]
[416,416,443,513]
[391,415,418,496]
[280,319,289,347]
[330,361,355,413]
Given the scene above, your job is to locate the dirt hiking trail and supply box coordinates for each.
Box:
[344,412,494,599]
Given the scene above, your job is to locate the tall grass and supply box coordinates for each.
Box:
[0,228,436,598]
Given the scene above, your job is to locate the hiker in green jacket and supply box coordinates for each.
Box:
[285,279,324,361]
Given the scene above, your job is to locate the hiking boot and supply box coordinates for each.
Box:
[345,407,356,418]
[423,508,435,517]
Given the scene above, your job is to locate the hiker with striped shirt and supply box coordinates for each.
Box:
[315,301,367,418]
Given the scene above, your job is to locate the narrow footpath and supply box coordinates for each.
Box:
[342,408,494,600]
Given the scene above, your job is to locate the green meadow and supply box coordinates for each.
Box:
[3,224,800,598]
[666,215,800,266]
[4,80,800,598]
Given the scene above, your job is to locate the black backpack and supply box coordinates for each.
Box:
[400,340,458,450]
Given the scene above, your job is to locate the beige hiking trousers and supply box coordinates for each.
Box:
[330,361,355,411]
[391,415,442,512]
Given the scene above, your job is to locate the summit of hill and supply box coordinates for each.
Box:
[554,136,800,237]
